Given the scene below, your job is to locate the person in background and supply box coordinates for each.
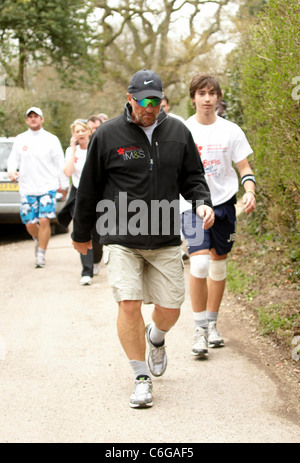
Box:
[97,113,108,123]
[7,107,69,268]
[87,115,102,133]
[71,69,214,409]
[181,74,256,359]
[58,119,103,285]
[215,99,228,119]
[161,95,185,122]
[85,114,103,274]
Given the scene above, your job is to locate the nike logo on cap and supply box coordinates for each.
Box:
[144,80,154,85]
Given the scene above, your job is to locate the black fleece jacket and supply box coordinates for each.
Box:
[72,103,212,249]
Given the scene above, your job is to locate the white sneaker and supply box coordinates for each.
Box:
[191,327,208,358]
[130,377,153,408]
[35,252,45,268]
[93,263,100,275]
[208,321,224,347]
[80,276,92,286]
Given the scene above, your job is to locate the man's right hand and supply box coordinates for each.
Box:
[8,171,19,182]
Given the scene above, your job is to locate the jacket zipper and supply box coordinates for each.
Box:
[155,141,159,168]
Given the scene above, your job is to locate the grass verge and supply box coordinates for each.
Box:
[227,210,300,353]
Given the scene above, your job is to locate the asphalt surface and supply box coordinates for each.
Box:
[0,229,299,443]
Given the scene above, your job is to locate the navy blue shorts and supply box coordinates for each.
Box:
[181,204,237,256]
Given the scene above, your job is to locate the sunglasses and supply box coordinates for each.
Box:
[132,97,162,108]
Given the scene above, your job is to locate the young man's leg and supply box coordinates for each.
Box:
[206,249,227,347]
[181,209,211,356]
[188,250,210,357]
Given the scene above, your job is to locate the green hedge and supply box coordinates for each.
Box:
[237,0,300,239]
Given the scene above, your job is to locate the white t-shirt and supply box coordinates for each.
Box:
[65,145,88,188]
[140,121,157,144]
[8,128,69,196]
[181,115,253,210]
[168,112,185,122]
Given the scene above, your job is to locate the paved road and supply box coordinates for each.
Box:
[0,231,299,443]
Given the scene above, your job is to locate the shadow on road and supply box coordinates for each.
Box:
[0,224,30,244]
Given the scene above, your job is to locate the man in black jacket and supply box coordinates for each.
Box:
[72,69,214,408]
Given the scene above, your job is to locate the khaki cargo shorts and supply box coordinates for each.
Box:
[103,244,185,309]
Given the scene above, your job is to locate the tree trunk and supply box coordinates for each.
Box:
[16,38,26,89]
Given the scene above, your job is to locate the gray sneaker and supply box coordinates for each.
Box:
[208,321,224,348]
[146,323,167,377]
[130,377,153,408]
[191,326,208,358]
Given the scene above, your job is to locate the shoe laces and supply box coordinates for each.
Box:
[208,321,219,335]
[134,378,152,395]
[151,344,166,363]
[194,327,207,341]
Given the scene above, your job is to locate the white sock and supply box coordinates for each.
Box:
[207,311,218,323]
[149,323,166,346]
[129,360,151,380]
[193,311,208,329]
[37,247,45,255]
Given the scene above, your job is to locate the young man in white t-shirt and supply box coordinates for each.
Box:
[181,75,256,357]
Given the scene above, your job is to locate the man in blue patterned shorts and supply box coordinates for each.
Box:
[8,107,69,268]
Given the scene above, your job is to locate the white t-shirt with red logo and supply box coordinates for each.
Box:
[181,115,252,210]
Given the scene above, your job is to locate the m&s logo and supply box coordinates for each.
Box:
[117,146,146,161]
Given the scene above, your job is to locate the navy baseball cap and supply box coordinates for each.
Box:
[128,70,163,100]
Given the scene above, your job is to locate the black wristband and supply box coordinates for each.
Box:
[241,174,256,185]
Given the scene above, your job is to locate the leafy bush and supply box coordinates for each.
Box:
[237,0,300,239]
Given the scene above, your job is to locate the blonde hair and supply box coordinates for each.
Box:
[71,119,92,136]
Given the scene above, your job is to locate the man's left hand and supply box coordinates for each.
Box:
[196,205,215,229]
[243,191,256,214]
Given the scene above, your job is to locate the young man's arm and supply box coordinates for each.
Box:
[236,158,256,214]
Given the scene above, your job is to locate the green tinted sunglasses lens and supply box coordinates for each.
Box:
[136,98,161,107]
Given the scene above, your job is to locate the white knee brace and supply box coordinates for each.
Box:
[190,254,210,278]
[209,259,227,281]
